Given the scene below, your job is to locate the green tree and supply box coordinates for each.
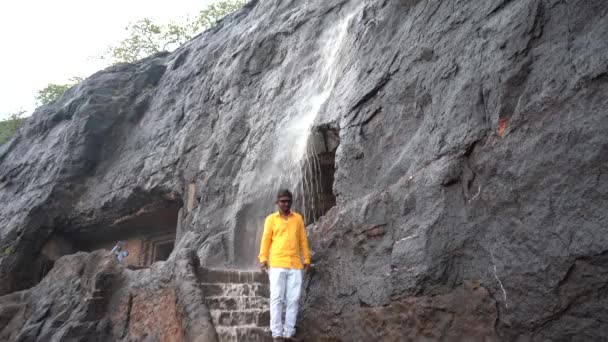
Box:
[193,0,247,31]
[0,110,26,144]
[105,18,165,64]
[36,84,70,106]
[35,77,83,106]
[103,0,247,64]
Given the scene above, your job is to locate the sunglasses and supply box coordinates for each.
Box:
[278,199,292,203]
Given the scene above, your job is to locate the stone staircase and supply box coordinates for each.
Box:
[197,268,272,342]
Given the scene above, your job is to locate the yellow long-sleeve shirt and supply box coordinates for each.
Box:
[258,211,311,269]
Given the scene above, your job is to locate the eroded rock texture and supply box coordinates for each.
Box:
[0,234,217,341]
[0,0,607,340]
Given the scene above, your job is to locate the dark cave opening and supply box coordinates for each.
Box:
[75,205,180,267]
[34,203,181,284]
[302,124,339,225]
[35,234,77,284]
[152,239,174,263]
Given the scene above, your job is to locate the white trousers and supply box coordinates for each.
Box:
[268,267,302,338]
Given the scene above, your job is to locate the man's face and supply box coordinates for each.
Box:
[276,196,292,212]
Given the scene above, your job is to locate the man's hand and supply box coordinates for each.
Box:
[260,261,268,273]
[303,263,311,275]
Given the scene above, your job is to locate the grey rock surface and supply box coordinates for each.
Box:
[0,0,607,340]
[0,233,217,341]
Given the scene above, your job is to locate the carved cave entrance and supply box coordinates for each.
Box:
[301,124,339,225]
[37,204,180,282]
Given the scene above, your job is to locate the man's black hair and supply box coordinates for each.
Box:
[277,189,293,199]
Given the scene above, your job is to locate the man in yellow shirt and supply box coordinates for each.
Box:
[259,189,311,341]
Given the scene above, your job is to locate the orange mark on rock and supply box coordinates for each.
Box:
[497,118,508,137]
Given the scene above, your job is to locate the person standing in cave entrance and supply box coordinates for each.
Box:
[111,240,129,263]
[259,189,311,342]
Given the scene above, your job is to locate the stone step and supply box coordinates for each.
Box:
[206,296,268,311]
[198,267,268,284]
[201,283,270,297]
[210,309,270,327]
[215,326,272,342]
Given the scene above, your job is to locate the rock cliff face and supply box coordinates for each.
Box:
[1,0,607,340]
[0,234,218,341]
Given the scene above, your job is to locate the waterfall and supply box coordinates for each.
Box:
[234,8,360,268]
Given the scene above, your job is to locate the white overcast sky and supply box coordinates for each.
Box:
[0,0,219,119]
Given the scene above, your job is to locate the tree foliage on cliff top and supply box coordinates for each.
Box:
[35,77,83,106]
[102,0,247,64]
[5,0,248,147]
[0,111,26,145]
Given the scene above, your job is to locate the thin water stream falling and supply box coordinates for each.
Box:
[234,8,359,268]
